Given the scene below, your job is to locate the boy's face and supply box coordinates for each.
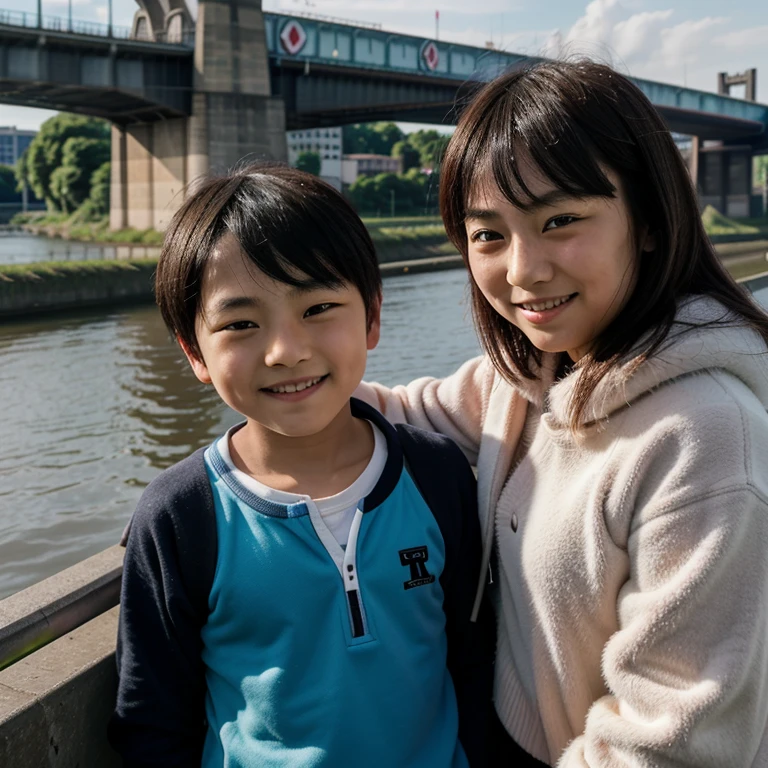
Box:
[182,234,380,438]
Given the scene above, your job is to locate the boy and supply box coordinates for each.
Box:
[109,165,493,767]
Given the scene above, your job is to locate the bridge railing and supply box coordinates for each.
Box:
[0,7,192,46]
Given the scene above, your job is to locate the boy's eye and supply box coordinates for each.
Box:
[543,215,579,231]
[470,229,502,243]
[304,302,337,318]
[222,320,258,331]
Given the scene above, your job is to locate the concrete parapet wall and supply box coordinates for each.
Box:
[0,261,157,318]
[0,607,122,767]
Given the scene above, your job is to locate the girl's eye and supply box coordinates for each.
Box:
[222,320,258,331]
[544,215,579,231]
[304,302,337,318]
[470,229,502,243]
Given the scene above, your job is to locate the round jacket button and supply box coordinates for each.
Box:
[511,514,518,532]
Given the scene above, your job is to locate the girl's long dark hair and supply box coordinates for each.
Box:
[440,59,768,429]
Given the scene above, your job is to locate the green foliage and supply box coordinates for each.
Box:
[22,114,109,211]
[343,123,405,156]
[755,155,768,188]
[347,170,439,216]
[400,129,450,169]
[49,137,110,213]
[0,164,19,203]
[700,204,759,235]
[391,140,421,172]
[343,123,452,171]
[88,161,111,217]
[295,151,321,176]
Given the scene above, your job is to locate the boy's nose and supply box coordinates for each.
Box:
[263,326,311,368]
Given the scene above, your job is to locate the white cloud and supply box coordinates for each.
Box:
[537,0,767,100]
[716,25,768,50]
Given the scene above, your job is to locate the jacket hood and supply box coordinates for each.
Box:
[514,295,768,428]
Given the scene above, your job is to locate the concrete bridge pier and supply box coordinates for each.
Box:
[696,142,755,218]
[110,0,287,232]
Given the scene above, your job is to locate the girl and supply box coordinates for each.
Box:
[358,60,768,767]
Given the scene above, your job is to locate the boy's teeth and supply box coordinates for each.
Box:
[269,376,322,394]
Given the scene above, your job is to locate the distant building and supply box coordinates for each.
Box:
[0,126,36,167]
[286,126,343,189]
[341,154,402,185]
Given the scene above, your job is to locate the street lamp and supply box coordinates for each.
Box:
[108,0,113,36]
[37,0,41,28]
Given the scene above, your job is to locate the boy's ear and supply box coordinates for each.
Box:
[366,296,382,351]
[177,336,213,385]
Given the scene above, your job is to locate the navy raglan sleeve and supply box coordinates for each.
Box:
[396,425,495,768]
[108,448,217,768]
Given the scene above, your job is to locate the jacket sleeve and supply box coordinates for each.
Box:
[558,484,768,768]
[108,451,217,768]
[356,355,496,465]
[396,424,496,767]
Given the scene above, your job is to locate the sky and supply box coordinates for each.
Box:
[2,0,767,131]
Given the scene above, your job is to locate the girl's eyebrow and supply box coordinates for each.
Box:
[465,190,579,221]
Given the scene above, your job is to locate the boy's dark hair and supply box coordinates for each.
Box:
[156,163,382,360]
[440,59,768,430]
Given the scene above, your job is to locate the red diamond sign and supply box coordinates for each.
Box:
[280,20,307,56]
[421,41,439,71]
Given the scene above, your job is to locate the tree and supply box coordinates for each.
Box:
[21,114,110,210]
[0,164,19,203]
[342,123,404,156]
[347,171,432,216]
[88,161,111,217]
[48,136,110,213]
[371,122,405,155]
[755,155,768,188]
[296,151,321,176]
[391,140,421,172]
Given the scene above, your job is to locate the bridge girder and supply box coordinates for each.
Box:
[0,24,192,123]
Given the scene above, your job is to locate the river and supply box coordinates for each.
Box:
[0,268,479,599]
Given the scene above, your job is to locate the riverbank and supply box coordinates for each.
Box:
[1,239,766,319]
[0,260,157,318]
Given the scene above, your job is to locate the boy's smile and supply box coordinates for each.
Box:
[181,234,381,453]
[260,374,329,400]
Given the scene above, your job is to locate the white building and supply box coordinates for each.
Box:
[0,126,36,167]
[286,126,343,190]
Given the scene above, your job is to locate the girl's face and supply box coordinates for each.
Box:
[465,161,652,361]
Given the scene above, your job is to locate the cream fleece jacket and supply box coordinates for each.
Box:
[357,296,768,767]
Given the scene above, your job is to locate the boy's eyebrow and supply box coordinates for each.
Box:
[211,284,336,314]
[211,295,258,314]
[464,190,576,221]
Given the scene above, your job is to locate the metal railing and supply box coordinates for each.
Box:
[283,10,382,31]
[0,7,192,46]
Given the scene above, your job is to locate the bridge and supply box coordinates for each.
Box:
[0,0,766,229]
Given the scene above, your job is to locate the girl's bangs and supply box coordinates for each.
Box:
[461,84,617,212]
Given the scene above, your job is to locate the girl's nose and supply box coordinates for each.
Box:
[505,234,554,288]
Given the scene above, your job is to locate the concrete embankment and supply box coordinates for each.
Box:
[1,238,766,320]
[0,250,463,319]
[0,260,158,319]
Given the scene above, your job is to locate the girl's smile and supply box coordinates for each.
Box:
[514,293,578,324]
